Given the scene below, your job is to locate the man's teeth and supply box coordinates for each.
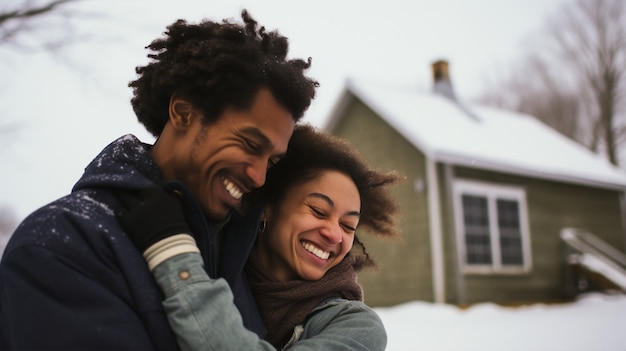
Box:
[302,242,330,260]
[223,179,242,200]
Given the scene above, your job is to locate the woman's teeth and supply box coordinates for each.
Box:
[302,241,330,260]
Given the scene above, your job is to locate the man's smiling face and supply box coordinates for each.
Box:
[175,89,294,220]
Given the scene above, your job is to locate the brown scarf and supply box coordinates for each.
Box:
[245,250,363,348]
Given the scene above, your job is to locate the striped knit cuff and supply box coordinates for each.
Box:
[143,234,200,271]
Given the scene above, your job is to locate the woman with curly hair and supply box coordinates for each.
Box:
[117,125,403,350]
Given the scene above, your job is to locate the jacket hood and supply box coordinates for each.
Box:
[72,134,164,193]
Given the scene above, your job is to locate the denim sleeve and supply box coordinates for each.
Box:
[152,253,276,351]
[284,299,388,351]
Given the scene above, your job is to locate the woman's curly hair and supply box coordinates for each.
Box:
[129,10,318,136]
[246,124,404,271]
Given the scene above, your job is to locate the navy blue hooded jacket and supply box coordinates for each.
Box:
[0,134,266,350]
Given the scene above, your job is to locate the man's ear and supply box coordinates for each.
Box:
[168,95,195,130]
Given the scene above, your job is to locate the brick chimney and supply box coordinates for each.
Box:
[431,60,481,121]
[431,60,457,101]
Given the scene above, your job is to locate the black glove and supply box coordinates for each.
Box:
[115,187,191,253]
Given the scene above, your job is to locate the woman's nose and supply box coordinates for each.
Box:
[320,223,343,245]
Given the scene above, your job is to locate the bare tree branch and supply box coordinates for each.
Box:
[0,0,75,23]
[0,0,92,148]
[476,0,626,166]
[0,0,85,52]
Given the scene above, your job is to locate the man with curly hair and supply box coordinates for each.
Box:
[0,10,317,350]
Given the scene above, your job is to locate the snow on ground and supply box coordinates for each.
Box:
[374,292,626,351]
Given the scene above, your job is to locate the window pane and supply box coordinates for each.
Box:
[497,199,523,265]
[462,195,492,265]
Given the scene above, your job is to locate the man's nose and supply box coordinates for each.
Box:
[245,158,268,188]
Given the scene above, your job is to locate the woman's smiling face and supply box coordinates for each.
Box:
[257,170,361,281]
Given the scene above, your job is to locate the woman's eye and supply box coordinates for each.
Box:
[342,224,357,233]
[309,206,326,217]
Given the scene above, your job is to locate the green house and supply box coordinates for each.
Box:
[324,61,626,307]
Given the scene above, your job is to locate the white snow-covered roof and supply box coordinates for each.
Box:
[325,78,626,190]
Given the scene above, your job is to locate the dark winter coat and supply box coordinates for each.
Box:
[0,134,266,350]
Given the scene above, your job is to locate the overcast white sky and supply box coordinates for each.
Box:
[1,0,570,221]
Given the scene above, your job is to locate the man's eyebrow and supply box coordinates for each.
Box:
[240,127,272,146]
[306,193,361,217]
[240,127,288,156]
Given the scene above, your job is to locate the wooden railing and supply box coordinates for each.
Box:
[560,228,626,292]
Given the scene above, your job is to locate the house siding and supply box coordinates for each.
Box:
[327,92,626,307]
[449,166,625,304]
[330,96,433,307]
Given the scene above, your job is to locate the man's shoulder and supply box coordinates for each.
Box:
[73,134,161,192]
[25,189,115,225]
[6,190,119,255]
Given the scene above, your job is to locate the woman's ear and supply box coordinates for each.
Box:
[256,208,269,233]
[262,207,274,223]
[168,96,195,130]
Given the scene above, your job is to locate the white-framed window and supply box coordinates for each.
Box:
[453,179,532,274]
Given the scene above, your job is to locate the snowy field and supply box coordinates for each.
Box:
[374,292,626,351]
